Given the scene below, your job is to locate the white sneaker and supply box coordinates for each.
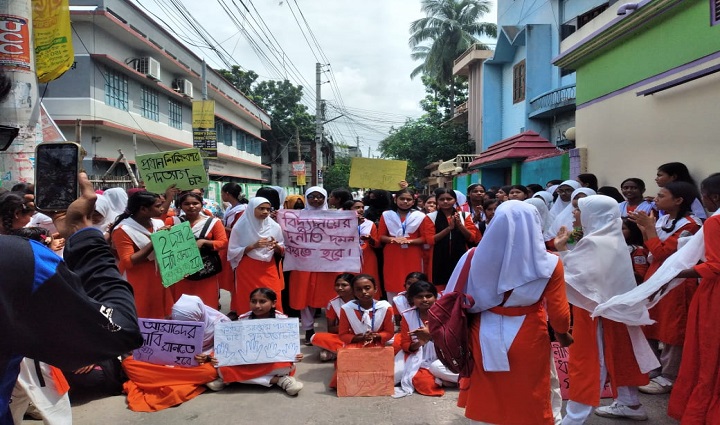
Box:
[277,375,304,395]
[638,376,673,394]
[206,377,226,391]
[594,402,648,421]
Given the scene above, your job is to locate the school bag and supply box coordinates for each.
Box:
[427,247,476,378]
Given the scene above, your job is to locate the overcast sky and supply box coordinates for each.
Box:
[133,0,497,157]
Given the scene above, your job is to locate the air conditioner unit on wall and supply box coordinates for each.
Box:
[135,57,161,80]
[173,78,193,98]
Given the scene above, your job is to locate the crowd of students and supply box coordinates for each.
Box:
[1,160,719,424]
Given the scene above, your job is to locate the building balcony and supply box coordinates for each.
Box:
[528,85,576,119]
[453,44,494,77]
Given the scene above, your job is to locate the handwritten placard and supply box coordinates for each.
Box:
[337,347,395,397]
[214,318,300,366]
[278,210,361,273]
[150,222,203,287]
[133,318,205,367]
[137,148,208,194]
[349,158,407,191]
[552,342,613,400]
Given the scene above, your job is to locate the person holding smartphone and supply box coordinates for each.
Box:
[0,173,143,425]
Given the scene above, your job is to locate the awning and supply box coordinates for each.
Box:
[468,131,561,168]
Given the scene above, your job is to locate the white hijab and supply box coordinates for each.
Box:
[171,294,229,353]
[304,186,328,211]
[546,188,596,239]
[453,190,467,209]
[533,191,554,209]
[92,194,114,232]
[269,186,287,210]
[559,195,659,373]
[227,197,284,268]
[547,180,581,223]
[524,198,552,235]
[594,209,719,323]
[103,187,128,219]
[445,200,559,371]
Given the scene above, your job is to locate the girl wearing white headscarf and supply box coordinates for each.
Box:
[103,187,128,221]
[228,197,284,313]
[547,180,581,224]
[289,186,337,343]
[554,195,658,424]
[524,197,552,236]
[546,188,596,241]
[533,190,554,210]
[171,294,231,353]
[445,200,571,424]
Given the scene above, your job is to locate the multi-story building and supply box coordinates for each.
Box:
[41,0,271,187]
[554,0,719,188]
[450,0,611,190]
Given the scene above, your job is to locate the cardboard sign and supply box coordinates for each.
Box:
[133,318,205,367]
[137,148,208,194]
[348,158,407,191]
[552,342,613,400]
[214,318,300,366]
[150,222,203,287]
[278,210,361,273]
[337,347,394,397]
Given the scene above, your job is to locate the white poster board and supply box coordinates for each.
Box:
[278,210,361,272]
[214,318,300,366]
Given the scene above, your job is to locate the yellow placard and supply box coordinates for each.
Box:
[192,100,215,128]
[33,0,74,82]
[296,174,306,186]
[348,158,408,190]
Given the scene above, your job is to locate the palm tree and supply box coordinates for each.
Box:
[409,0,496,110]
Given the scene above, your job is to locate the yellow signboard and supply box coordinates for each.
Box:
[192,100,215,128]
[348,158,408,190]
[33,0,74,82]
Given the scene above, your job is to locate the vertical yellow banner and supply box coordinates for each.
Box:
[296,174,306,186]
[192,100,215,128]
[33,0,74,83]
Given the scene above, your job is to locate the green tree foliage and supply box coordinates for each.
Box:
[420,75,468,124]
[217,66,259,98]
[322,156,354,193]
[380,119,471,186]
[409,0,496,86]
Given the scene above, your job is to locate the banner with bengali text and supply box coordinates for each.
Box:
[214,318,300,366]
[137,148,208,194]
[278,210,361,272]
[133,318,205,367]
[33,0,74,82]
[150,222,203,287]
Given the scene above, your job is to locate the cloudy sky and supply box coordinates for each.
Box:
[132,0,497,157]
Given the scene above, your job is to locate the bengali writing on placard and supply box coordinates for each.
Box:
[137,148,208,193]
[150,222,203,287]
[214,318,300,366]
[278,210,361,273]
[133,319,205,367]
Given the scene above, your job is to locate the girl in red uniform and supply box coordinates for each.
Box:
[310,273,355,361]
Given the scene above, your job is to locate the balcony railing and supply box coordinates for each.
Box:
[529,85,576,116]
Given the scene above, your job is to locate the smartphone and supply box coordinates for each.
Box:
[34,142,81,212]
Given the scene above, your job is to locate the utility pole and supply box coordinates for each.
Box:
[0,0,39,187]
[201,59,209,175]
[313,62,323,187]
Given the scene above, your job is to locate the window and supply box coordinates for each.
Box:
[712,0,720,25]
[141,86,159,121]
[104,69,128,110]
[215,121,224,143]
[168,99,182,129]
[513,60,526,104]
[236,129,246,151]
[224,124,233,146]
[578,4,609,29]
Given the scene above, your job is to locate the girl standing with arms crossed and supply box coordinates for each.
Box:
[378,188,435,302]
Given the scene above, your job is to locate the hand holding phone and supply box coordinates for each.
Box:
[34,142,81,212]
[49,172,97,239]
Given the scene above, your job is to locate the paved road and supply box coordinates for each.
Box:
[23,291,679,425]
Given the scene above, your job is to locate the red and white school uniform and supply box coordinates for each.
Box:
[310,296,346,353]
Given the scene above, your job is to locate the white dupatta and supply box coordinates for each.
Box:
[117,217,165,261]
[393,307,440,398]
[382,210,425,237]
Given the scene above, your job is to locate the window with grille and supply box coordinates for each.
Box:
[104,69,128,110]
[513,60,526,104]
[168,99,182,129]
[236,129,246,151]
[141,86,159,121]
[712,0,720,25]
[224,124,233,146]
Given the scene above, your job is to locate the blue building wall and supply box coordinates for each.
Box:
[519,154,569,186]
